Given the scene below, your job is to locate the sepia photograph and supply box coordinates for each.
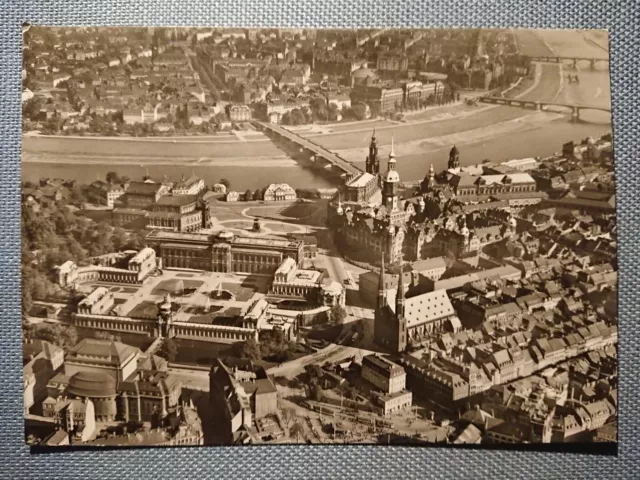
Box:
[21,26,616,449]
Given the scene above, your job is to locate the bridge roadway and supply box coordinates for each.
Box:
[478,96,611,121]
[529,56,609,69]
[255,121,363,176]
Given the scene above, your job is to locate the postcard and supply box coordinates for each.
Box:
[21,26,616,448]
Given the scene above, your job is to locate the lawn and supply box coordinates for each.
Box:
[126,301,160,319]
[221,282,259,302]
[263,222,301,234]
[220,220,253,230]
[151,279,204,296]
[172,338,238,366]
[279,203,321,219]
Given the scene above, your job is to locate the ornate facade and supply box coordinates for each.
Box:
[330,139,527,265]
[146,230,305,274]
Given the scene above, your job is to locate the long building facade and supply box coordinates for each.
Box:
[145,230,305,274]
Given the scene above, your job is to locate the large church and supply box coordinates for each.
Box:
[329,131,520,266]
[373,254,461,353]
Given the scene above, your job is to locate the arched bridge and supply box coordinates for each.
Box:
[530,56,609,70]
[254,121,363,177]
[478,96,611,122]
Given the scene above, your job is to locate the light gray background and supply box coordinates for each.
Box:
[2,1,638,478]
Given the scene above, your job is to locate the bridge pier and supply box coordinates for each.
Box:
[572,59,577,69]
[590,58,596,70]
[571,107,580,123]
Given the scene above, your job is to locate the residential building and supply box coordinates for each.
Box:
[209,358,280,444]
[228,105,252,122]
[361,354,407,394]
[172,175,205,196]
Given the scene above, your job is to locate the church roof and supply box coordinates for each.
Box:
[386,289,456,327]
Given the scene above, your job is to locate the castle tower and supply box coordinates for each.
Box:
[365,129,380,175]
[448,145,460,172]
[382,136,400,213]
[377,251,386,310]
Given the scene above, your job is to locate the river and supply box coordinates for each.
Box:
[22,29,611,189]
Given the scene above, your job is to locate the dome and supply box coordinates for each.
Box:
[385,170,401,183]
[67,371,117,398]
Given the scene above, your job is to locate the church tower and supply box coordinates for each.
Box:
[395,262,407,352]
[448,145,460,172]
[365,129,380,175]
[377,252,386,310]
[382,136,400,213]
[396,265,405,318]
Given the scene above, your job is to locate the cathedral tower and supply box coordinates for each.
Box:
[396,265,405,318]
[365,129,380,175]
[377,252,386,310]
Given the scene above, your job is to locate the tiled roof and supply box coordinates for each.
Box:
[387,289,456,327]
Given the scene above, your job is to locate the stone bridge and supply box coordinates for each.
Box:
[254,120,362,177]
[478,96,611,122]
[530,56,609,70]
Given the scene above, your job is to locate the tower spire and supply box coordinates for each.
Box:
[396,260,405,317]
[389,135,395,160]
[378,251,386,309]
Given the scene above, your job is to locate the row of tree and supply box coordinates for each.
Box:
[235,329,300,363]
[22,197,148,314]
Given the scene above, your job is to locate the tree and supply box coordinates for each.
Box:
[157,337,178,362]
[289,420,305,443]
[330,305,347,325]
[327,103,339,121]
[94,330,122,343]
[290,108,307,126]
[281,407,296,431]
[23,97,43,121]
[111,227,129,251]
[219,178,231,190]
[253,189,263,201]
[237,337,261,361]
[352,104,367,120]
[244,189,254,202]
[33,324,78,350]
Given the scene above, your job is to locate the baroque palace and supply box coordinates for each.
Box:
[328,131,538,266]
